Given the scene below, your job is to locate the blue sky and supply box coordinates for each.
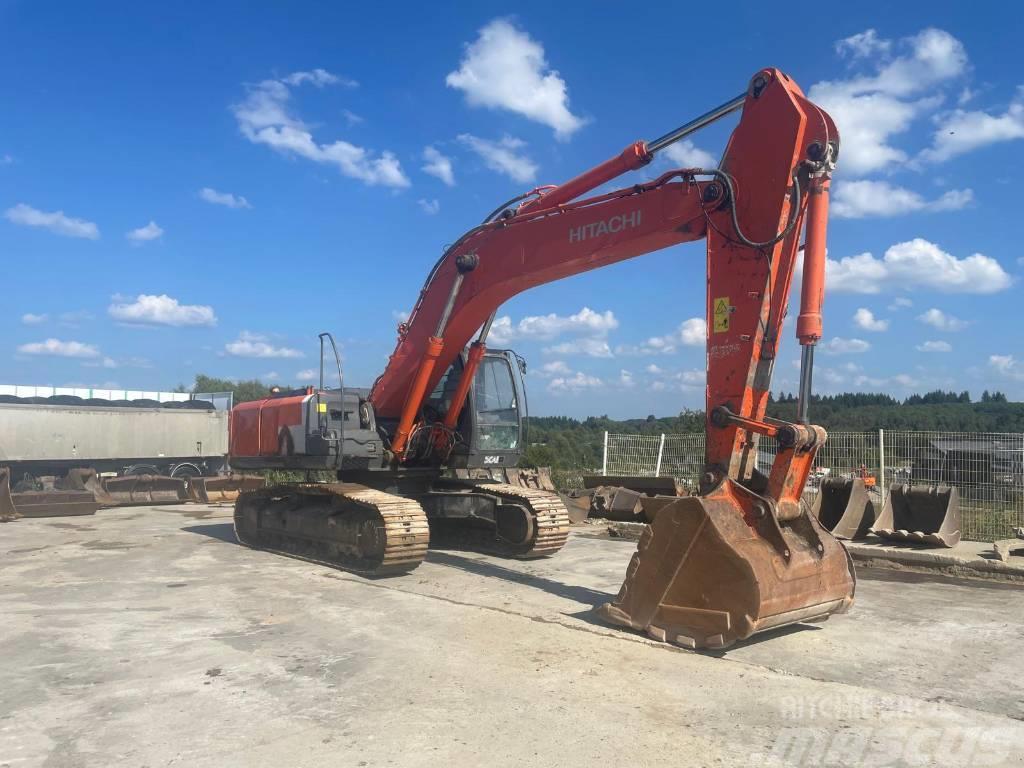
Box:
[2,1,1022,418]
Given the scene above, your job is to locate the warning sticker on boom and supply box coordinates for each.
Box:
[713,297,730,333]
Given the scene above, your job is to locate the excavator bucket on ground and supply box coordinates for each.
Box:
[0,468,99,518]
[100,474,190,505]
[870,484,961,547]
[8,489,97,518]
[558,488,593,523]
[598,479,856,650]
[190,474,266,503]
[1,468,19,522]
[811,477,875,540]
[583,475,684,496]
[590,486,645,521]
[57,468,115,506]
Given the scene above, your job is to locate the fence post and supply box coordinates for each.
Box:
[654,433,665,477]
[878,428,886,502]
[602,431,608,476]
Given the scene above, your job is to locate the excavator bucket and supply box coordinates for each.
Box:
[8,490,97,518]
[870,484,961,547]
[57,468,116,507]
[559,488,593,523]
[0,468,99,518]
[1,468,19,522]
[100,474,190,505]
[590,486,645,521]
[598,480,856,650]
[583,475,684,496]
[189,474,267,503]
[811,477,875,540]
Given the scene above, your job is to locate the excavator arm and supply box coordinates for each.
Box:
[372,68,834,480]
[371,68,854,648]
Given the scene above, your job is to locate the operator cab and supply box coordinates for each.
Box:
[421,348,526,470]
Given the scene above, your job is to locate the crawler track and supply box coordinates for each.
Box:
[433,482,571,559]
[234,483,430,577]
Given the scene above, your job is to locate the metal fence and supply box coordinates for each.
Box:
[599,430,1024,542]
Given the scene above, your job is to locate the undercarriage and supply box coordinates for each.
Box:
[233,473,570,577]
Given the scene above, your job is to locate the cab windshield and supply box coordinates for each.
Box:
[474,357,520,451]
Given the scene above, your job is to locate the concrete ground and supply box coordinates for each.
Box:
[2,505,1023,768]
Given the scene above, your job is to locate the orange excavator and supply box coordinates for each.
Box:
[229,67,856,649]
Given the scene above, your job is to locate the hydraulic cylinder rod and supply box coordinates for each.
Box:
[520,92,746,214]
[796,174,831,424]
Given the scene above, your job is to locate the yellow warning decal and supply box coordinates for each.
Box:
[317,402,327,413]
[713,297,730,333]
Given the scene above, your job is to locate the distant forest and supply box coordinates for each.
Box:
[186,375,1021,471]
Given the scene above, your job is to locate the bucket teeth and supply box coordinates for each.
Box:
[870,484,961,547]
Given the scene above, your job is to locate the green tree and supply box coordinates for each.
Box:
[192,374,292,404]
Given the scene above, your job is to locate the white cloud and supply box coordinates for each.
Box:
[538,360,571,377]
[83,355,152,370]
[295,368,318,381]
[21,313,48,324]
[821,337,871,355]
[125,220,163,243]
[457,134,537,183]
[892,373,920,388]
[835,29,892,60]
[422,146,455,186]
[917,340,952,352]
[616,318,706,355]
[920,89,1024,163]
[225,331,304,359]
[662,139,716,168]
[917,307,967,331]
[643,365,704,392]
[489,308,620,358]
[199,187,251,209]
[676,369,705,387]
[486,315,514,345]
[488,307,617,346]
[515,307,617,339]
[17,338,100,358]
[831,180,973,219]
[4,203,99,239]
[392,309,411,323]
[825,239,1011,294]
[852,308,889,332]
[342,109,363,126]
[809,28,968,175]
[446,19,584,140]
[547,371,602,393]
[543,338,613,358]
[888,297,913,310]
[989,354,1024,381]
[619,369,635,388]
[108,294,216,327]
[282,69,356,88]
[417,198,441,215]
[233,76,409,188]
